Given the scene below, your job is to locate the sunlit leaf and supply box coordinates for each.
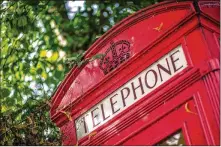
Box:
[57,64,63,71]
[41,72,47,80]
[50,51,59,62]
[1,105,8,112]
[40,50,47,57]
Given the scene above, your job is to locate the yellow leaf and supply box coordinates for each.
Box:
[15,72,20,79]
[40,139,44,145]
[44,36,49,42]
[30,67,36,73]
[60,110,72,121]
[51,51,59,62]
[153,22,163,32]
[36,62,41,68]
[58,64,63,71]
[1,105,7,112]
[41,72,47,80]
[40,50,47,57]
[75,141,78,146]
[88,131,97,140]
[185,102,197,115]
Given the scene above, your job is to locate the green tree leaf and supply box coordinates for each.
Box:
[1,88,11,97]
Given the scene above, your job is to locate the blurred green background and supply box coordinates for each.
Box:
[0,0,161,145]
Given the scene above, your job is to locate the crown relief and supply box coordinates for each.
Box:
[99,40,131,75]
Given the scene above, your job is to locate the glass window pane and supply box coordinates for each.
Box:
[156,130,185,146]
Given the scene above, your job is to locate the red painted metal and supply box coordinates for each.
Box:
[50,0,220,145]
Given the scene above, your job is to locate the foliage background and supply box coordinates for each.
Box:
[0,0,160,145]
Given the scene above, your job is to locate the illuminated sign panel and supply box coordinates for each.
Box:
[75,45,187,139]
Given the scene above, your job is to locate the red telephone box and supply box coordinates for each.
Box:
[50,0,220,145]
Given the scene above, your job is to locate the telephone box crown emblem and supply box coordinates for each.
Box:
[99,40,131,75]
